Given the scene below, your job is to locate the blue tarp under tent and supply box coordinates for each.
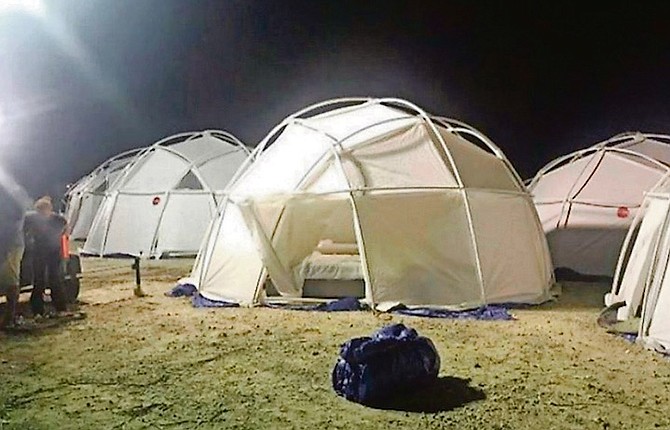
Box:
[166,281,517,319]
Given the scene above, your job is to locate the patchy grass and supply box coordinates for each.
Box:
[1,258,669,429]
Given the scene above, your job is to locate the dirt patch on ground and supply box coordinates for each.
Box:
[1,258,669,429]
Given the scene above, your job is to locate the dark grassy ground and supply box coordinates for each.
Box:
[1,259,668,429]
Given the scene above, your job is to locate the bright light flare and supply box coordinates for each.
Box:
[0,0,45,16]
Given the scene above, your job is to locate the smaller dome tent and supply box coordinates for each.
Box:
[192,98,554,310]
[528,132,670,278]
[65,148,144,240]
[83,130,250,258]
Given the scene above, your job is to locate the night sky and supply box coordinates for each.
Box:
[2,1,670,199]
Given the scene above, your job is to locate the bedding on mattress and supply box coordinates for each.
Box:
[295,252,363,281]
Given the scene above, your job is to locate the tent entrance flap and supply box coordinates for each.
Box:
[243,194,363,300]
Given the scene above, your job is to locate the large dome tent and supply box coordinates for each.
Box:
[528,132,670,278]
[83,130,250,258]
[190,97,555,310]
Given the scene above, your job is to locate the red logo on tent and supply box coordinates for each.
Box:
[617,206,630,218]
[152,196,161,206]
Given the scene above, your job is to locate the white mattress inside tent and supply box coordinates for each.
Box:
[295,252,364,281]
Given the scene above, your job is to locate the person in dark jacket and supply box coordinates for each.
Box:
[0,188,26,328]
[23,196,68,317]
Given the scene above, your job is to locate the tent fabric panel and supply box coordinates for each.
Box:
[563,203,639,229]
[301,158,349,194]
[121,149,189,191]
[622,139,670,166]
[190,199,228,283]
[531,155,596,202]
[170,134,235,163]
[175,171,204,190]
[572,152,664,204]
[645,300,670,353]
[65,193,84,235]
[546,224,629,276]
[105,168,127,190]
[70,193,104,239]
[95,193,165,257]
[197,150,249,190]
[437,129,519,191]
[155,194,217,256]
[82,195,116,255]
[355,190,481,309]
[233,124,333,196]
[535,202,564,232]
[307,103,414,145]
[199,203,265,304]
[642,232,670,352]
[341,123,458,189]
[467,191,552,304]
[615,198,668,319]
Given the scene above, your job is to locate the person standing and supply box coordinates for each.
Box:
[23,196,68,317]
[0,188,26,328]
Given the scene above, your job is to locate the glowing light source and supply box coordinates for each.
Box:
[0,0,45,16]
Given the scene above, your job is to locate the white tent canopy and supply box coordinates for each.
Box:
[528,132,670,277]
[65,148,144,240]
[605,178,670,353]
[83,130,249,258]
[192,98,554,310]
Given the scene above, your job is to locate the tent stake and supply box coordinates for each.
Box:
[132,255,146,297]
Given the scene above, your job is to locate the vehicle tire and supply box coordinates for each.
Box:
[63,277,80,304]
[62,255,81,305]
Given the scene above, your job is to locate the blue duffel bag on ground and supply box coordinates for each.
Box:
[332,323,441,406]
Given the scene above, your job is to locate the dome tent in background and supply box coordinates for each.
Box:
[528,132,670,278]
[190,97,555,310]
[64,148,145,240]
[82,130,250,258]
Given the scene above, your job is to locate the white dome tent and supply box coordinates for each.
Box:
[191,98,554,310]
[65,148,144,240]
[528,132,670,278]
[83,130,250,258]
[603,178,670,353]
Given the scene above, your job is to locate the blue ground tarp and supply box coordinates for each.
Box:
[392,304,515,320]
[166,283,517,319]
[265,296,364,312]
[619,333,637,343]
[267,298,514,320]
[164,283,197,297]
[191,292,239,308]
[165,283,239,308]
[332,323,440,406]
